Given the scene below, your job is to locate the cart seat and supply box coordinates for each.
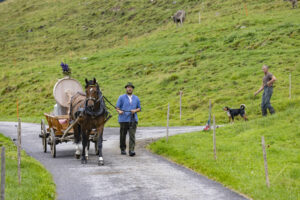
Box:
[59,119,68,125]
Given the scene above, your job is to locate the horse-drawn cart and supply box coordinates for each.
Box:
[39,77,98,158]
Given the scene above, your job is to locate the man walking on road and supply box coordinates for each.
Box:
[116,82,141,156]
[254,65,276,116]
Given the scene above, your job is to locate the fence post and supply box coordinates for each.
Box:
[261,136,270,188]
[16,99,19,119]
[198,12,201,24]
[213,115,217,160]
[209,100,212,130]
[17,118,21,185]
[1,147,5,200]
[166,103,170,142]
[244,3,248,16]
[289,73,292,99]
[124,36,128,46]
[179,91,182,120]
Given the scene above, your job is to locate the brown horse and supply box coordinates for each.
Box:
[69,78,107,165]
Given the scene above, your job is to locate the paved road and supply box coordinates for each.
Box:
[0,122,247,200]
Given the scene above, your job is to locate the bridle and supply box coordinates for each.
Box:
[85,85,99,104]
[84,84,103,117]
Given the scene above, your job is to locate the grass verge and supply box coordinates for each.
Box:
[149,106,300,200]
[0,133,55,200]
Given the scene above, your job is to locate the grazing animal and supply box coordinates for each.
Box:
[284,0,298,8]
[69,78,108,165]
[171,10,186,26]
[223,104,248,123]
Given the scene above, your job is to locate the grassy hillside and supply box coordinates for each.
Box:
[0,0,299,126]
[0,133,55,199]
[149,106,300,200]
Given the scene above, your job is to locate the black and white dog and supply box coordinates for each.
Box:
[223,104,248,123]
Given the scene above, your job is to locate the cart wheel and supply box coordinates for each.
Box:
[41,119,47,153]
[50,128,56,158]
[95,141,99,155]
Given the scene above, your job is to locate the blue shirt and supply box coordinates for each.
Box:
[116,94,141,122]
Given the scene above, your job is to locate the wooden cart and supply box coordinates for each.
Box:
[40,113,98,158]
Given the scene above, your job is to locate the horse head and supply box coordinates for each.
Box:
[85,78,100,110]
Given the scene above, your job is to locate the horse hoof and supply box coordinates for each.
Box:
[75,154,80,159]
[81,159,87,164]
[86,156,88,160]
[98,160,104,166]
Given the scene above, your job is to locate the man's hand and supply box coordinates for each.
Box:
[254,92,258,96]
[267,81,272,87]
[117,110,124,115]
[131,109,136,114]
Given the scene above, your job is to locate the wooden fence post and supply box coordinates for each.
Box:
[289,73,292,99]
[124,36,128,46]
[209,100,212,130]
[244,3,248,16]
[16,99,19,119]
[198,12,201,24]
[166,103,170,142]
[213,115,217,160]
[17,118,21,185]
[1,147,5,200]
[261,136,270,188]
[179,91,182,120]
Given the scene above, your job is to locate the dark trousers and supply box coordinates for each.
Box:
[119,122,137,151]
[261,86,275,116]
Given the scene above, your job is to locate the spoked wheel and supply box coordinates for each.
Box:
[41,119,47,153]
[50,128,56,158]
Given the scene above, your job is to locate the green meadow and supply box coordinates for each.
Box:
[0,133,55,200]
[0,0,299,126]
[149,106,300,200]
[0,0,299,199]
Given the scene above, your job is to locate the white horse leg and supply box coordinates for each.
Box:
[75,144,80,159]
[98,133,104,166]
[98,157,104,166]
[85,146,89,160]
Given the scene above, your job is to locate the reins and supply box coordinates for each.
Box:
[103,95,132,113]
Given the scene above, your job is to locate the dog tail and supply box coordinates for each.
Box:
[240,104,246,109]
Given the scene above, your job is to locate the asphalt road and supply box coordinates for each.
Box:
[0,122,247,200]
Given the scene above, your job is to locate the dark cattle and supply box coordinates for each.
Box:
[172,10,186,26]
[284,0,298,8]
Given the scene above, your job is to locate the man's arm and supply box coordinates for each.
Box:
[267,75,276,87]
[254,84,264,96]
[116,96,123,115]
[130,108,141,114]
[131,97,141,114]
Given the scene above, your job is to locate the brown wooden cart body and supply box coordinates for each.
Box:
[40,113,98,158]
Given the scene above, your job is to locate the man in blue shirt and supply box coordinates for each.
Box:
[116,82,141,156]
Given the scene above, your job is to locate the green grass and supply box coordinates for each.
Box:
[149,106,300,200]
[0,1,299,198]
[0,0,299,126]
[0,133,56,200]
